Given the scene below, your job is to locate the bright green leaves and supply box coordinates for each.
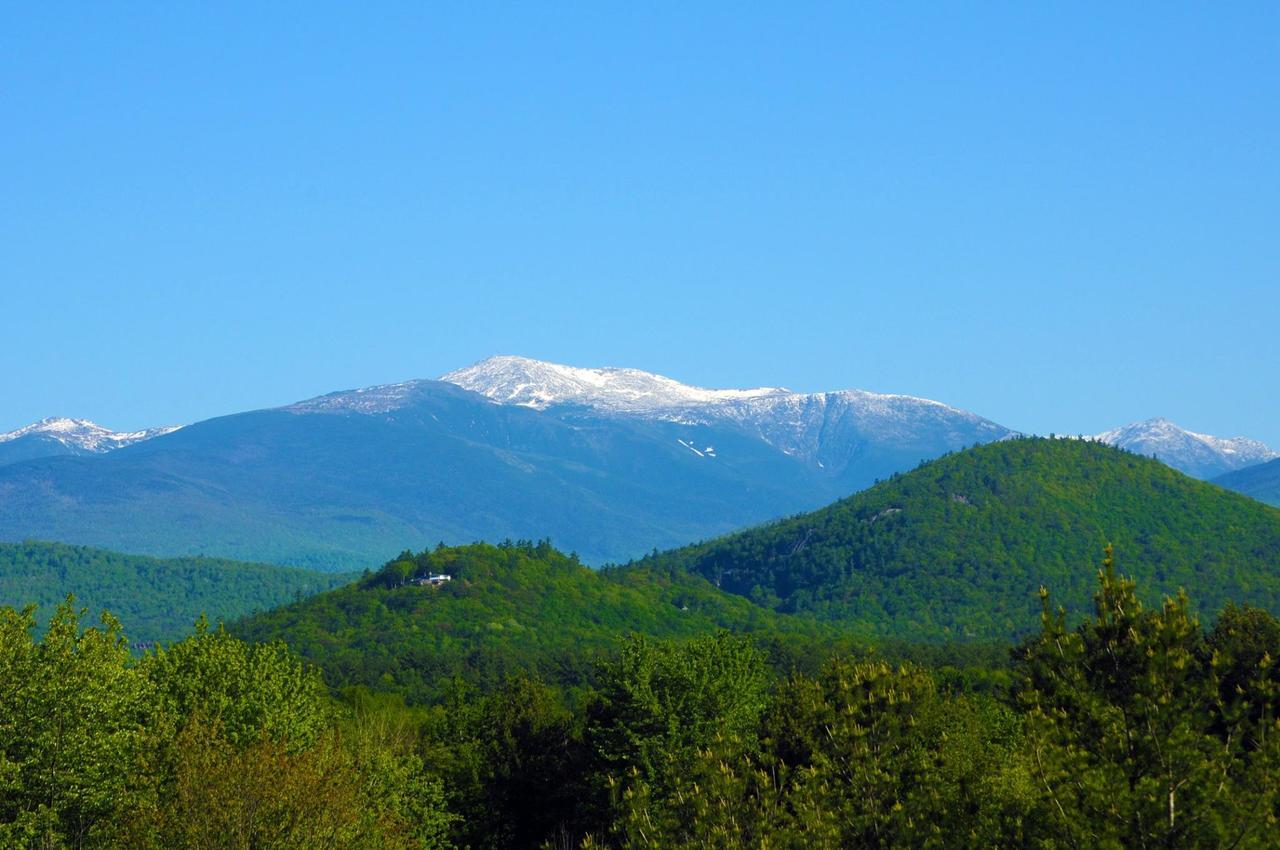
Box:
[0,600,148,849]
[590,632,770,794]
[1018,551,1280,849]
[0,601,457,850]
[595,656,1032,850]
[141,619,329,750]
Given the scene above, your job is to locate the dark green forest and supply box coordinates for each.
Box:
[633,438,1280,638]
[0,542,351,644]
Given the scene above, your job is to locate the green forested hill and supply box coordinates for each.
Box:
[0,541,352,643]
[232,540,862,703]
[630,437,1280,640]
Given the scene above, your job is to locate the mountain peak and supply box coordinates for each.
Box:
[0,417,182,453]
[1095,418,1277,479]
[442,355,792,413]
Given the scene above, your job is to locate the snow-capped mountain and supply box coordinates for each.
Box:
[1095,418,1277,480]
[0,358,1018,568]
[442,355,1015,473]
[0,417,181,452]
[0,417,181,466]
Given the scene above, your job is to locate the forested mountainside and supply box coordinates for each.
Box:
[231,541,880,704]
[630,437,1280,639]
[0,541,350,644]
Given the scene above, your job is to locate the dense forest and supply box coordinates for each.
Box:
[232,541,898,704]
[2,554,1279,849]
[633,438,1280,638]
[0,542,351,644]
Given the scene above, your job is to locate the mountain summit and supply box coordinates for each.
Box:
[1095,417,1277,479]
[0,417,181,466]
[442,356,1014,472]
[442,355,791,412]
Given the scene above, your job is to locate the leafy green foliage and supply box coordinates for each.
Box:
[141,621,331,749]
[0,541,350,644]
[592,658,1035,850]
[0,604,147,848]
[409,675,591,850]
[632,437,1280,640]
[589,633,770,793]
[0,602,455,849]
[586,560,1280,850]
[1016,548,1280,848]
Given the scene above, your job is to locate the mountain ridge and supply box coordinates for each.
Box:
[3,358,1274,568]
[441,355,1015,471]
[1214,458,1280,507]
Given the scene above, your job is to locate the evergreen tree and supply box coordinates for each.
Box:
[1017,547,1280,848]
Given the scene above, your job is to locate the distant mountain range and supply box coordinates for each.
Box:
[0,358,1014,569]
[5,361,1272,483]
[443,356,1013,475]
[0,357,1274,569]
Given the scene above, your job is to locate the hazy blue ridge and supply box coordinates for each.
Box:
[1214,458,1280,507]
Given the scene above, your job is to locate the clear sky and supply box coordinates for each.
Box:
[3,3,1277,444]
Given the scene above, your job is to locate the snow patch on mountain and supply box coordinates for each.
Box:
[283,380,435,415]
[442,355,790,413]
[443,356,975,419]
[0,418,182,453]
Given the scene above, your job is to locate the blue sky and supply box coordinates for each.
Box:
[3,3,1277,444]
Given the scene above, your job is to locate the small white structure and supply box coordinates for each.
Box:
[414,573,453,587]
